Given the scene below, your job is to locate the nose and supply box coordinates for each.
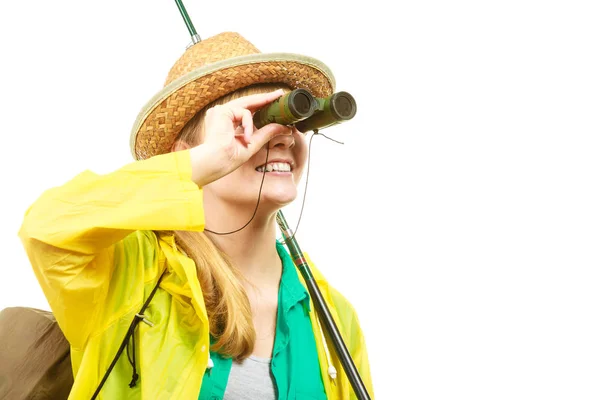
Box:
[268,128,295,149]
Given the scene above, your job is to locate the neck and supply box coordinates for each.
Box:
[205,205,283,284]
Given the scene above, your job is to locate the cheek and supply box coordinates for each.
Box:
[207,168,246,193]
[295,136,309,165]
[292,141,308,182]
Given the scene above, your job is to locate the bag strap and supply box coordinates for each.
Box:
[90,269,167,400]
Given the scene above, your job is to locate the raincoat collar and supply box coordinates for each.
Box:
[156,232,208,325]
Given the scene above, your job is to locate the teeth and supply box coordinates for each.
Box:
[255,162,291,172]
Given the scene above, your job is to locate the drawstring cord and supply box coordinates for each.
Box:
[126,318,140,387]
[126,313,155,387]
[91,271,165,399]
[315,314,338,381]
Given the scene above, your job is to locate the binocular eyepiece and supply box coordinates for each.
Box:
[253,88,357,133]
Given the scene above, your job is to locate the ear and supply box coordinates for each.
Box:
[171,140,191,152]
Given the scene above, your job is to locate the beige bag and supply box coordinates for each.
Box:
[0,307,73,400]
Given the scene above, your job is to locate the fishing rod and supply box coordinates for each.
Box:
[174,0,201,45]
[173,2,369,398]
[276,212,371,400]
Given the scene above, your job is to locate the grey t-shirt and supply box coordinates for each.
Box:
[223,355,276,400]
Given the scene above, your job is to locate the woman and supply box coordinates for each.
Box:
[19,32,373,399]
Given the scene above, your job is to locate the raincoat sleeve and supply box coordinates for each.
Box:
[18,150,204,349]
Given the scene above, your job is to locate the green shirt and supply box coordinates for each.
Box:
[198,242,327,400]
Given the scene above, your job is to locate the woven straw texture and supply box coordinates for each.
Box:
[131,32,335,160]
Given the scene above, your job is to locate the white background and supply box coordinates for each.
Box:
[1,1,599,399]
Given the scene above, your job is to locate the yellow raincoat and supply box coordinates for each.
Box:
[19,150,374,399]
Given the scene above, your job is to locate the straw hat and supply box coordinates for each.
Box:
[130,32,336,160]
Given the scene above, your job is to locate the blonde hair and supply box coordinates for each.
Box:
[173,83,290,360]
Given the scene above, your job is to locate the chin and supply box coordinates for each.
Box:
[261,188,298,208]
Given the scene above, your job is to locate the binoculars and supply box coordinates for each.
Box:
[253,88,357,133]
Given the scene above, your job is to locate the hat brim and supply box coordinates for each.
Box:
[130,52,336,160]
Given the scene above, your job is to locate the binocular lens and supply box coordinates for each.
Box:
[289,90,314,118]
[331,92,357,120]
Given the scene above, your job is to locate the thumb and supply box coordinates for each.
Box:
[247,123,291,152]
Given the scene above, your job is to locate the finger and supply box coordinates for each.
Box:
[225,107,254,144]
[247,123,292,152]
[241,108,254,144]
[226,89,285,112]
[204,105,234,136]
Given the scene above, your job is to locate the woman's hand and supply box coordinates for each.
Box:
[189,89,291,187]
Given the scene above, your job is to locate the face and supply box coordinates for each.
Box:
[204,126,308,214]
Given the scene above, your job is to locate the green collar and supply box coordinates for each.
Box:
[276,241,309,314]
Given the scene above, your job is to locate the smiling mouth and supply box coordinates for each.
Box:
[255,162,293,173]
